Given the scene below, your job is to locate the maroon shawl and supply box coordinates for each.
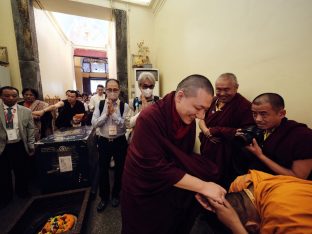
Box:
[199,93,254,185]
[123,91,219,195]
[250,118,312,178]
[121,92,219,234]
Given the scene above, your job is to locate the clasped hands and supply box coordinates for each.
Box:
[106,99,116,116]
[196,193,245,233]
[194,182,240,228]
[196,182,226,209]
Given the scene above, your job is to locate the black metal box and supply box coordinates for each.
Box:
[35,126,97,193]
[8,188,90,234]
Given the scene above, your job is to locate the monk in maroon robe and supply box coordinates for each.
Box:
[245,93,312,180]
[199,73,254,188]
[121,75,226,234]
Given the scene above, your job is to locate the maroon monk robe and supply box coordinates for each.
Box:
[247,118,312,180]
[199,93,254,188]
[121,92,219,234]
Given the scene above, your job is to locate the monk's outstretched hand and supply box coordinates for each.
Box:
[198,182,226,204]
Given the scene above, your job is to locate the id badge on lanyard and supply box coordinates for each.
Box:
[7,129,18,141]
[109,125,117,136]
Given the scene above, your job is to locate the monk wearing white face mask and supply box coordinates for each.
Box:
[125,72,160,142]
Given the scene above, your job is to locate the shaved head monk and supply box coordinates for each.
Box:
[196,170,312,234]
[121,74,226,234]
[245,93,312,180]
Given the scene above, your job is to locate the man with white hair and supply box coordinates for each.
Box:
[125,71,159,142]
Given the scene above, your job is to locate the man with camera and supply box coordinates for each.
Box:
[243,93,312,180]
[199,73,254,188]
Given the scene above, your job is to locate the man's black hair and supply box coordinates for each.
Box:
[0,86,19,96]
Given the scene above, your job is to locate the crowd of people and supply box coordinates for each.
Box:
[0,71,311,233]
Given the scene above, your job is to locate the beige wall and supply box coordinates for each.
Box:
[154,0,312,129]
[0,0,21,89]
[33,6,75,98]
[2,0,312,129]
[127,5,155,98]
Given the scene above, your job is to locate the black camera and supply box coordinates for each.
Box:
[234,125,263,147]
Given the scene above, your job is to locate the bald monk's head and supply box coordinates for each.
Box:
[215,73,239,103]
[251,93,286,130]
[175,74,214,124]
[252,93,285,112]
[226,188,260,234]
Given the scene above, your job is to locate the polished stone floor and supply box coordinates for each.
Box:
[0,172,222,234]
[0,172,121,234]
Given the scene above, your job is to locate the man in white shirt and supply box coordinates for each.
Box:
[92,79,129,212]
[0,86,35,208]
[89,84,105,112]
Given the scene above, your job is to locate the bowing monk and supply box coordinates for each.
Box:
[199,73,254,188]
[121,74,226,234]
[245,93,312,180]
[196,170,312,234]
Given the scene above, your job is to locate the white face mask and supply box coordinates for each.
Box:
[142,88,153,98]
[107,92,119,100]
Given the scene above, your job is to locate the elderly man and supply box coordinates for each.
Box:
[0,86,35,208]
[125,71,159,142]
[196,170,312,234]
[244,93,312,180]
[121,74,226,234]
[199,73,254,188]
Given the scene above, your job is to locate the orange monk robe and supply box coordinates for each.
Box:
[230,170,312,234]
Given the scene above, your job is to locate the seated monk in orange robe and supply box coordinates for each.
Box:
[196,170,312,234]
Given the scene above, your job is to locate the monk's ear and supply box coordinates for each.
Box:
[245,221,260,234]
[279,109,286,118]
[175,90,185,103]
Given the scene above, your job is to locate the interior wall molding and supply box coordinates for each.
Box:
[151,0,166,15]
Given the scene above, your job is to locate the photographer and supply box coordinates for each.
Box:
[243,93,312,180]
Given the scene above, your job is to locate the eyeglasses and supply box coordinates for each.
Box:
[106,88,120,93]
[141,85,155,89]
